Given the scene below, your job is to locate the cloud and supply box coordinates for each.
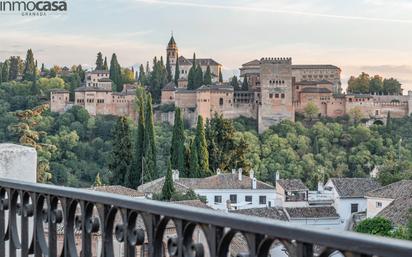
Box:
[132,0,412,23]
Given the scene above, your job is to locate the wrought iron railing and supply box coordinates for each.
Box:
[0,178,411,257]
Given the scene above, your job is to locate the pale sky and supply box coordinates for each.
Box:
[1,0,412,91]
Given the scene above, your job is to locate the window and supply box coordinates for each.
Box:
[281,93,285,99]
[230,194,237,204]
[214,195,222,203]
[259,196,267,205]
[275,93,279,98]
[351,203,359,213]
[269,93,273,99]
[245,196,252,202]
[376,202,382,208]
[219,98,224,106]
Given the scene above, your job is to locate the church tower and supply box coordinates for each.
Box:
[166,35,178,66]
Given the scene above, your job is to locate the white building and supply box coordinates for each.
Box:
[324,178,381,228]
[365,180,412,226]
[138,168,279,211]
[85,70,112,90]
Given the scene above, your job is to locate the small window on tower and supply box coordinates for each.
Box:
[269,93,273,99]
[219,98,224,106]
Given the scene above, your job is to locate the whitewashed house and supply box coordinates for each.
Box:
[365,180,412,226]
[138,168,279,210]
[276,178,309,207]
[324,178,381,228]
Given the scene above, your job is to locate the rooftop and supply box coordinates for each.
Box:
[366,180,412,199]
[89,185,145,197]
[178,56,222,66]
[286,206,339,219]
[378,197,412,226]
[292,64,340,70]
[74,86,112,92]
[301,87,332,94]
[276,179,308,191]
[232,207,288,221]
[329,178,381,198]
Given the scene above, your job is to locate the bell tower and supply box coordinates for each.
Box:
[166,34,178,66]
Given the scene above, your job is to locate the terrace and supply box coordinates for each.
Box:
[0,178,411,257]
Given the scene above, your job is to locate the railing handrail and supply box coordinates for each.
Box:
[1,178,412,257]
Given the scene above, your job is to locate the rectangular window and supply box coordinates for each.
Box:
[269,93,273,99]
[259,196,267,205]
[214,195,222,203]
[351,203,359,213]
[281,93,285,99]
[376,202,382,208]
[230,194,237,204]
[275,93,279,98]
[245,196,252,202]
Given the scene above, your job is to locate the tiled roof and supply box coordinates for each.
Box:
[138,173,274,194]
[366,180,412,199]
[329,178,381,198]
[197,84,234,92]
[295,80,333,85]
[89,185,144,197]
[97,78,112,82]
[301,87,332,94]
[168,36,176,46]
[172,200,213,209]
[241,59,261,67]
[232,207,288,221]
[178,56,221,66]
[378,197,412,226]
[285,206,339,219]
[74,86,111,92]
[292,65,340,70]
[50,89,69,93]
[162,82,177,91]
[276,179,308,191]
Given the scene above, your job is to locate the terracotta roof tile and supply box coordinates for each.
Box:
[330,178,380,198]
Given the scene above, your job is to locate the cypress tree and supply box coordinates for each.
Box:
[218,69,223,83]
[195,116,209,177]
[187,53,196,90]
[189,138,199,178]
[103,57,108,70]
[174,58,180,85]
[170,108,185,176]
[109,53,122,91]
[241,77,249,91]
[138,64,146,85]
[95,52,104,70]
[313,136,320,155]
[0,64,2,83]
[109,117,133,187]
[195,64,203,87]
[30,72,39,95]
[166,57,172,82]
[129,95,145,187]
[386,111,392,131]
[143,94,157,182]
[203,65,212,85]
[230,76,240,90]
[23,49,36,81]
[162,161,175,201]
[9,56,21,80]
[1,61,9,82]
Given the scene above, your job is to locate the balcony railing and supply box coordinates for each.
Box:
[0,178,411,257]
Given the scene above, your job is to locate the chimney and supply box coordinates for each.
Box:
[252,178,257,190]
[249,169,254,179]
[172,169,179,181]
[317,181,324,193]
[232,169,236,174]
[275,171,280,181]
[216,168,221,175]
[238,168,243,181]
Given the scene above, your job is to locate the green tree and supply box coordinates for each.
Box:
[189,138,199,178]
[94,173,103,186]
[109,53,122,91]
[203,65,212,85]
[130,94,145,187]
[230,76,239,90]
[9,56,23,80]
[23,49,36,81]
[95,52,104,70]
[109,117,133,187]
[349,107,363,125]
[355,217,393,237]
[241,77,249,91]
[383,78,402,95]
[1,60,9,82]
[369,75,383,94]
[195,116,210,177]
[138,64,146,85]
[195,64,203,86]
[170,108,185,176]
[187,53,197,90]
[166,56,172,82]
[103,57,108,70]
[143,94,157,182]
[174,58,180,85]
[162,162,175,201]
[218,69,223,83]
[347,72,370,94]
[304,101,319,120]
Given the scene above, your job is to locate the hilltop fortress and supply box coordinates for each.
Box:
[50,36,412,132]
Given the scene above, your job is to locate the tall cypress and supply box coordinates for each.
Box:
[23,49,36,81]
[138,64,146,85]
[30,72,39,95]
[95,52,104,70]
[203,65,212,85]
[170,108,185,176]
[195,64,203,87]
[103,57,108,70]
[241,76,249,91]
[129,96,145,187]
[109,117,133,187]
[162,161,175,201]
[143,94,157,182]
[187,53,196,90]
[166,57,172,82]
[218,68,223,83]
[195,116,209,177]
[174,58,180,85]
[1,60,9,82]
[109,53,122,91]
[189,138,199,178]
[9,56,21,80]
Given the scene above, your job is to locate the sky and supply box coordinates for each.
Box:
[1,0,412,91]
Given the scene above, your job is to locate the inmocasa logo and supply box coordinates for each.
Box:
[0,0,67,16]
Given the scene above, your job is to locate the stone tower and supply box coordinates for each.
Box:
[258,57,294,133]
[166,35,178,66]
